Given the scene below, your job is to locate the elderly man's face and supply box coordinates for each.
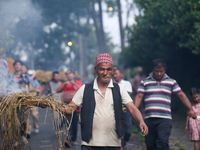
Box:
[95,63,113,84]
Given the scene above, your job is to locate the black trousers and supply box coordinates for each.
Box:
[20,122,27,136]
[81,145,120,150]
[123,111,132,142]
[145,118,172,150]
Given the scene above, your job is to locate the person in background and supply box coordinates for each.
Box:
[22,65,42,138]
[132,67,146,93]
[12,60,30,146]
[113,68,133,150]
[185,88,200,150]
[48,71,62,99]
[0,58,9,99]
[47,71,62,133]
[56,69,82,147]
[134,58,196,150]
[58,53,148,150]
[132,67,146,113]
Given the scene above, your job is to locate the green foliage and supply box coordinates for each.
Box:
[132,126,145,142]
[121,0,200,112]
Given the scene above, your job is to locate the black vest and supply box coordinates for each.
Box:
[80,82,125,143]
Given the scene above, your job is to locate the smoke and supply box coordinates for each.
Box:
[0,59,22,96]
[0,0,42,31]
[0,0,43,62]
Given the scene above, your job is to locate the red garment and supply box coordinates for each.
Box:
[60,80,82,92]
[15,76,20,82]
[60,80,82,112]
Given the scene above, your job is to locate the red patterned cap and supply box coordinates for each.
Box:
[95,53,113,67]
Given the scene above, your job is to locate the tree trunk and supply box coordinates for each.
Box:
[117,0,125,49]
[83,36,88,76]
[78,34,84,76]
[91,0,106,53]
[98,0,106,52]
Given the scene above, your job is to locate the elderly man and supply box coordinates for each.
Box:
[134,58,196,150]
[62,53,148,150]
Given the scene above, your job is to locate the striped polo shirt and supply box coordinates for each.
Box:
[137,73,182,119]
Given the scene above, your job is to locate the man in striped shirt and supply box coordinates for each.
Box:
[134,59,195,150]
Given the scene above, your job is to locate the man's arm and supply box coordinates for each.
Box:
[177,92,196,118]
[70,80,81,89]
[133,93,144,108]
[56,82,68,93]
[126,102,148,136]
[63,101,78,115]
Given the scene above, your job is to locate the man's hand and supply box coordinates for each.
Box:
[187,109,197,119]
[35,86,45,92]
[139,121,148,137]
[69,80,76,85]
[64,81,70,85]
[38,101,46,109]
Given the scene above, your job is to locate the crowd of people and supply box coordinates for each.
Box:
[1,50,200,150]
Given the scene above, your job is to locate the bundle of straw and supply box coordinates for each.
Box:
[59,71,68,82]
[0,93,74,150]
[36,70,45,83]
[44,71,52,83]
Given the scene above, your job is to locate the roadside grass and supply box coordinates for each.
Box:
[132,126,145,142]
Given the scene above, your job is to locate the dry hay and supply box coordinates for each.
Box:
[36,70,45,82]
[75,74,82,80]
[44,71,52,82]
[59,71,68,82]
[0,93,74,149]
[36,70,83,83]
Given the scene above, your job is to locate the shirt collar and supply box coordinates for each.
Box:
[93,77,114,90]
[119,79,124,84]
[149,72,169,81]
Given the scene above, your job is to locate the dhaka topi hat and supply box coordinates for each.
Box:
[95,53,113,67]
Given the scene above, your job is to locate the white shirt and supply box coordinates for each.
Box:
[196,116,200,121]
[72,78,133,146]
[119,79,132,93]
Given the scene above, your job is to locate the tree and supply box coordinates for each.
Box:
[121,0,200,112]
[0,0,117,78]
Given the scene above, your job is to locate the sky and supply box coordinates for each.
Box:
[103,0,139,52]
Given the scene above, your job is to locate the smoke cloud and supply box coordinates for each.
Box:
[0,59,22,96]
[0,0,41,31]
[0,0,43,63]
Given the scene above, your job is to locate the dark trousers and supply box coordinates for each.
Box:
[123,111,132,141]
[20,122,27,136]
[65,112,79,142]
[81,145,120,150]
[145,118,172,150]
